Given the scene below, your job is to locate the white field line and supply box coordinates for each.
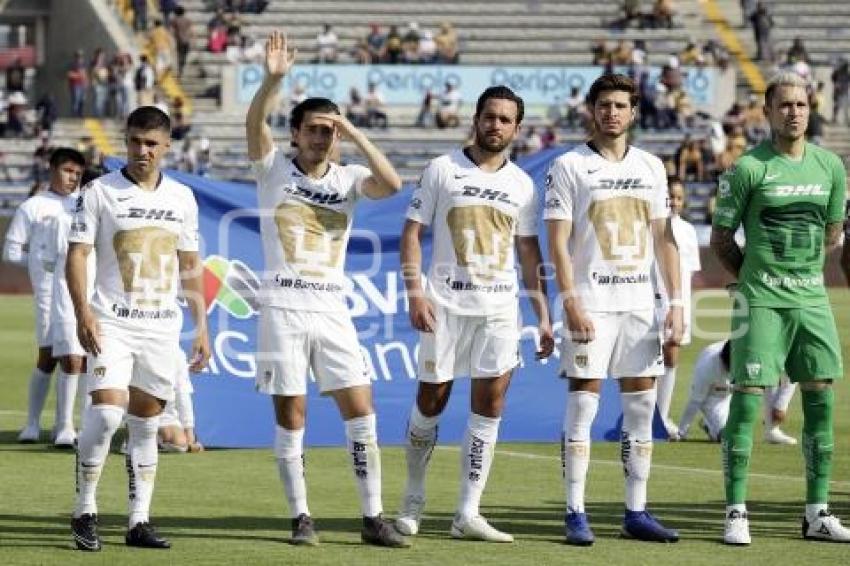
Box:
[437,445,850,488]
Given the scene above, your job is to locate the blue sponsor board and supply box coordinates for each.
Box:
[237,64,717,107]
[106,148,668,448]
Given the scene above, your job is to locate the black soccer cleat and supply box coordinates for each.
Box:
[290,513,319,546]
[71,513,102,551]
[125,522,172,549]
[362,514,411,548]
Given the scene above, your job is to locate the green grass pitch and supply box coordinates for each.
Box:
[1,292,848,565]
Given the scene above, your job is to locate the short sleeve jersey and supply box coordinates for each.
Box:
[253,148,371,312]
[712,141,847,307]
[406,149,539,315]
[5,190,68,297]
[543,143,669,311]
[46,191,95,329]
[68,169,200,334]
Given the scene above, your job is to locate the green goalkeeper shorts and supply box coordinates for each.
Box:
[730,304,843,386]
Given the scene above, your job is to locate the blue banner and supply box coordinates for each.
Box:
[236,64,718,107]
[108,147,667,448]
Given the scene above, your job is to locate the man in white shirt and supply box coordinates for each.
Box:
[3,148,85,444]
[395,85,554,542]
[545,73,683,545]
[245,31,408,548]
[67,106,210,552]
[316,24,339,63]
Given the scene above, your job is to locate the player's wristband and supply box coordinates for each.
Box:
[668,299,685,307]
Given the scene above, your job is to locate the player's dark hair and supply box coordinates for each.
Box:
[475,85,525,123]
[49,147,86,169]
[80,168,102,186]
[586,73,639,108]
[720,340,731,370]
[126,106,171,133]
[290,97,340,130]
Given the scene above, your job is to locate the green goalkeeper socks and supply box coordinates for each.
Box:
[801,388,834,505]
[722,391,761,505]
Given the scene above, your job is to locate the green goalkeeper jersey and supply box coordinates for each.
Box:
[713,140,847,307]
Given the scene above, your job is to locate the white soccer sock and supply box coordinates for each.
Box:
[126,414,160,528]
[457,413,501,520]
[24,368,52,429]
[773,379,797,414]
[806,503,828,522]
[345,414,382,518]
[274,425,309,517]
[563,390,599,514]
[621,389,656,512]
[74,404,124,517]
[404,405,439,498]
[54,372,79,432]
[656,367,676,422]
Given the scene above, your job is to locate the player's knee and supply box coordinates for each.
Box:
[416,384,450,417]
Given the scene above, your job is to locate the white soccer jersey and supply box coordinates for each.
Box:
[406,149,539,315]
[68,169,199,335]
[4,190,69,298]
[45,193,96,334]
[677,341,731,437]
[252,148,370,313]
[544,143,669,311]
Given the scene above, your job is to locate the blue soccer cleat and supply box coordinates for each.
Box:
[565,512,595,546]
[622,510,679,543]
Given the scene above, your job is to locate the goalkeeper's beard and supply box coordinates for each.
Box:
[474,135,511,155]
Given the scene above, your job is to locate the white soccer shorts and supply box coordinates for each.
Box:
[417,304,520,383]
[85,321,182,402]
[559,309,664,379]
[255,307,371,396]
[51,322,86,357]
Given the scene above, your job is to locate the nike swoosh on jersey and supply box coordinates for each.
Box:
[764,173,781,181]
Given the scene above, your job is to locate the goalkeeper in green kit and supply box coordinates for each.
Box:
[711,72,849,545]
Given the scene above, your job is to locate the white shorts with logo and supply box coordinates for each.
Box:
[417,304,521,383]
[51,322,85,357]
[559,309,664,379]
[34,290,52,348]
[86,321,182,402]
[255,307,371,396]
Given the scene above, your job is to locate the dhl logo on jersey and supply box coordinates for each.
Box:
[457,186,519,207]
[116,208,181,221]
[765,184,827,197]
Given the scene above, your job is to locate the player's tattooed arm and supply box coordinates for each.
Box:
[246,30,296,161]
[825,221,843,251]
[710,226,743,278]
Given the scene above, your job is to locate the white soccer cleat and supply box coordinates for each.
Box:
[395,494,425,536]
[724,510,751,545]
[803,510,850,542]
[764,427,797,445]
[17,424,40,443]
[53,428,77,448]
[450,514,514,543]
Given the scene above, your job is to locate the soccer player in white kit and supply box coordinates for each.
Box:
[677,340,798,443]
[67,107,210,551]
[3,148,85,444]
[545,74,684,545]
[246,31,407,548]
[395,86,555,542]
[654,179,700,438]
[43,158,98,448]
